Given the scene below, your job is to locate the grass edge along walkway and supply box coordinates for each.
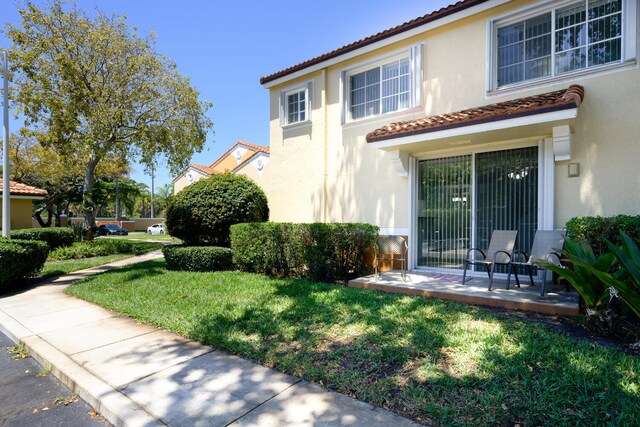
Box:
[66,259,640,427]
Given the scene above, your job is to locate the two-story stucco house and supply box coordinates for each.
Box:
[251,0,639,272]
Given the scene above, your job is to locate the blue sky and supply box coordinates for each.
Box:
[1,0,452,190]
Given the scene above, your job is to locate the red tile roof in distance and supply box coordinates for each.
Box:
[0,180,48,197]
[189,163,215,175]
[260,0,490,85]
[366,85,585,143]
[209,141,269,170]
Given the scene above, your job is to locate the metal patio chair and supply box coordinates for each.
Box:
[509,229,565,296]
[462,230,518,290]
[375,235,408,281]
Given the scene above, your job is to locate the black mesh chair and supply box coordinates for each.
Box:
[462,230,518,290]
[510,230,565,296]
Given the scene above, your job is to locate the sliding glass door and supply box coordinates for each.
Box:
[417,146,538,270]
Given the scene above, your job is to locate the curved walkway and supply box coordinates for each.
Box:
[0,251,420,427]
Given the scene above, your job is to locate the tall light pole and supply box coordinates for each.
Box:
[2,50,10,237]
[150,166,155,218]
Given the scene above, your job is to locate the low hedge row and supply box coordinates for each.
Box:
[566,215,640,256]
[49,239,134,260]
[11,227,76,250]
[230,222,379,282]
[162,245,233,272]
[0,239,49,292]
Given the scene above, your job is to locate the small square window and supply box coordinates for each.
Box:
[281,84,311,127]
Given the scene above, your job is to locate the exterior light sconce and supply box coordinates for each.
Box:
[568,163,580,177]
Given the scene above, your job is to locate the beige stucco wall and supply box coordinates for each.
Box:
[0,198,34,230]
[260,0,640,231]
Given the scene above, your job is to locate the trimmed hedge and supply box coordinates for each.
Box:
[11,227,76,250]
[49,239,134,260]
[230,222,379,282]
[166,172,269,246]
[0,239,49,292]
[162,245,233,272]
[566,215,640,256]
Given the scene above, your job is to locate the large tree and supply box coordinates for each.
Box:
[7,131,126,226]
[5,1,213,233]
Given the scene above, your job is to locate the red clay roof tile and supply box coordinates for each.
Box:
[260,0,490,85]
[0,180,48,197]
[366,85,585,143]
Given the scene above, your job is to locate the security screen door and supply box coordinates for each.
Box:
[417,146,538,269]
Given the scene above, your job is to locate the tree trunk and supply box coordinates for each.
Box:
[83,156,100,239]
[33,205,52,227]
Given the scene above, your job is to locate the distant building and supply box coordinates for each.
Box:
[172,141,269,194]
[0,180,47,230]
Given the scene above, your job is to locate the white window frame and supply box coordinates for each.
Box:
[341,43,423,124]
[279,81,313,127]
[487,0,637,92]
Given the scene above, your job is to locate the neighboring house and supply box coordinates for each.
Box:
[0,180,47,230]
[257,0,640,271]
[172,141,269,194]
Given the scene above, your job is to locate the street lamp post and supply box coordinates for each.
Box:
[2,50,10,238]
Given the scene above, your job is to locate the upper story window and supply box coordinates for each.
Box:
[350,58,411,120]
[493,0,635,89]
[287,89,306,124]
[280,82,312,127]
[343,44,422,123]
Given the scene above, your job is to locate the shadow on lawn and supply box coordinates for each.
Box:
[186,276,640,426]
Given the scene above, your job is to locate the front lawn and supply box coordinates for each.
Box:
[40,242,163,279]
[66,260,640,426]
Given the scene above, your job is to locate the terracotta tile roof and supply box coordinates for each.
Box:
[367,85,585,143]
[189,163,215,175]
[0,180,48,197]
[260,0,490,85]
[209,141,269,170]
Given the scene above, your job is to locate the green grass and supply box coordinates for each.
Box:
[40,242,163,279]
[102,232,180,242]
[66,260,640,426]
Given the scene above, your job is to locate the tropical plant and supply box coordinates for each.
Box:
[588,233,640,318]
[536,237,620,331]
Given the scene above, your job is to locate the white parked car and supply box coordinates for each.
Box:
[146,223,165,235]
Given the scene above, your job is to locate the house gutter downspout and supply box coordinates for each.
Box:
[322,68,329,223]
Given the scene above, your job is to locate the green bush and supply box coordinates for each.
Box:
[11,227,76,250]
[166,172,268,246]
[0,239,49,292]
[230,222,378,282]
[162,245,233,272]
[50,239,134,260]
[566,215,640,256]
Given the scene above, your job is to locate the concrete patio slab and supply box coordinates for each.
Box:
[229,380,421,427]
[349,270,579,316]
[40,316,157,355]
[123,351,299,427]
[73,329,213,388]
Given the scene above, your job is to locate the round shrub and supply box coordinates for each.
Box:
[11,227,76,250]
[166,172,268,246]
[162,245,233,272]
[0,239,49,292]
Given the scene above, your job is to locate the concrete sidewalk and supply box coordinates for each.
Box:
[0,251,421,427]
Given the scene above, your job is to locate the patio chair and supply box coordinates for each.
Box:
[462,230,518,290]
[375,235,408,281]
[509,230,565,296]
